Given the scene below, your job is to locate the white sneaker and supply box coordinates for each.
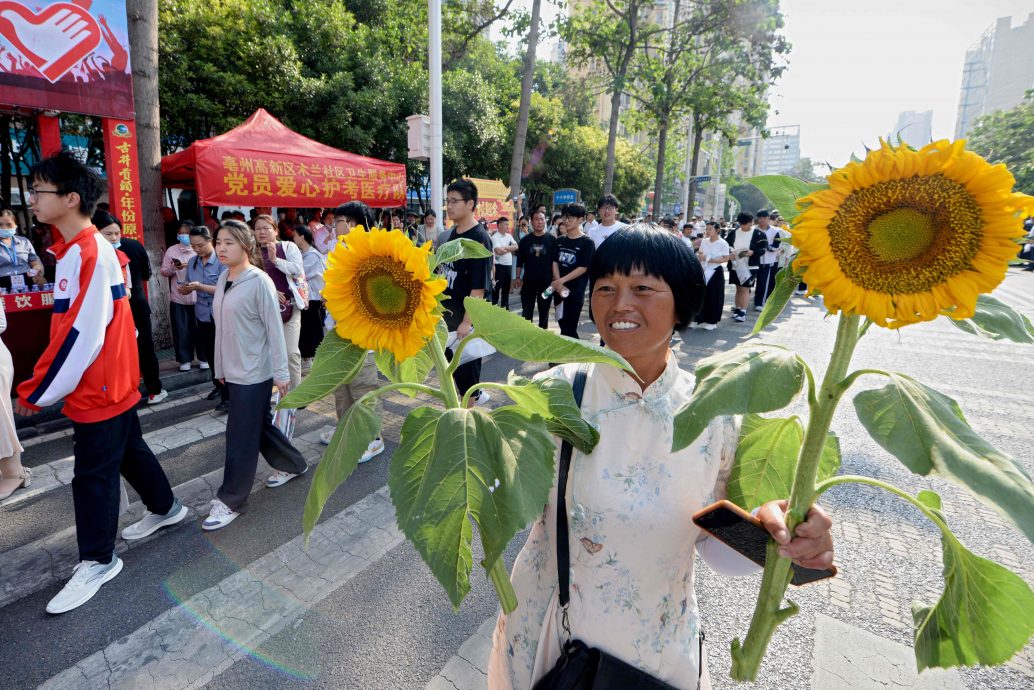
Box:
[472,391,492,406]
[199,361,210,370]
[733,313,746,323]
[202,499,239,531]
[754,305,764,312]
[46,558,123,614]
[701,323,717,331]
[301,357,313,373]
[359,438,385,464]
[178,363,191,372]
[266,467,308,488]
[122,499,188,540]
[794,288,807,296]
[685,323,697,329]
[147,389,168,405]
[320,429,334,445]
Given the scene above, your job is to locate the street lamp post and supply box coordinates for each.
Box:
[429,0,443,228]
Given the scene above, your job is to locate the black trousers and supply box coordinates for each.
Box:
[556,287,586,339]
[132,304,162,396]
[520,284,552,329]
[219,380,307,511]
[299,301,326,358]
[696,267,726,325]
[453,358,483,398]
[170,302,202,364]
[72,407,175,563]
[492,265,512,309]
[755,264,779,307]
[195,319,228,402]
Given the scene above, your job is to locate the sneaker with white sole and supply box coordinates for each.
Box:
[46,557,123,614]
[266,466,308,488]
[147,389,169,405]
[733,313,746,323]
[701,323,717,331]
[122,499,188,540]
[472,391,492,407]
[202,499,239,531]
[178,363,191,372]
[359,438,385,464]
[754,305,764,312]
[199,361,210,370]
[320,429,334,445]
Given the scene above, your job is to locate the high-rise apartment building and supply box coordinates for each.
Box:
[758,125,800,176]
[955,14,1034,138]
[890,110,933,147]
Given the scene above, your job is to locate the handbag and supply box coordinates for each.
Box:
[532,366,684,690]
[270,391,297,439]
[277,243,310,310]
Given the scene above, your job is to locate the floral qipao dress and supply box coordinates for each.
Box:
[488,356,755,690]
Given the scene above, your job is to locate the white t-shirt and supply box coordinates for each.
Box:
[589,221,626,248]
[491,232,518,266]
[732,228,753,254]
[698,236,730,284]
[680,235,695,250]
[693,220,706,235]
[758,224,780,265]
[583,219,600,236]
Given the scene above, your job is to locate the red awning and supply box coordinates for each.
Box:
[160,109,406,208]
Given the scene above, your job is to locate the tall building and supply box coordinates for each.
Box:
[890,110,933,147]
[758,125,801,176]
[955,14,1034,138]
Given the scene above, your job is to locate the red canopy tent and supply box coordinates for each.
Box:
[161,109,406,208]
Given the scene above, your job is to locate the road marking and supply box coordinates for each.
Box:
[40,486,403,690]
[425,616,494,690]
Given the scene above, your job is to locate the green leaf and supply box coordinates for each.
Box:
[745,175,827,225]
[432,237,493,269]
[752,266,802,334]
[916,490,942,511]
[726,415,841,509]
[302,399,381,537]
[854,374,1034,544]
[945,295,1034,344]
[672,344,807,452]
[388,406,557,609]
[463,297,633,372]
[913,505,1034,670]
[280,331,366,408]
[375,348,435,397]
[506,374,600,454]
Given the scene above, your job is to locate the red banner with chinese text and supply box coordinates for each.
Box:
[2,290,54,313]
[101,118,144,241]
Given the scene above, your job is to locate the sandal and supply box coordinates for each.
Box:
[0,467,31,501]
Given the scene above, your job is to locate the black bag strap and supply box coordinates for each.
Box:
[557,364,589,608]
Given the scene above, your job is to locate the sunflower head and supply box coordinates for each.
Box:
[323,227,446,360]
[791,139,1034,328]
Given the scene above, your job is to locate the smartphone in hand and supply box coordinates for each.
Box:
[692,500,837,586]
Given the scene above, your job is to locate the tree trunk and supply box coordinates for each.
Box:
[604,4,641,196]
[127,0,171,348]
[506,0,542,221]
[651,120,669,218]
[686,117,704,216]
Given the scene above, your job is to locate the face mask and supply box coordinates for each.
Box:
[177,234,190,245]
[0,229,15,239]
[112,240,122,249]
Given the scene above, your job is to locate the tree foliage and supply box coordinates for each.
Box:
[968,93,1034,197]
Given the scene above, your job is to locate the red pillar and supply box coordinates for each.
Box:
[36,115,61,156]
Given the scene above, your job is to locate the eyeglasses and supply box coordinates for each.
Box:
[27,188,62,198]
[445,198,470,206]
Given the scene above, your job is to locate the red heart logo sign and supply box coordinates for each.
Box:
[0,1,101,83]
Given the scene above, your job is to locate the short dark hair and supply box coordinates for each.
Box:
[220,211,234,220]
[496,216,510,225]
[423,209,437,220]
[177,220,195,233]
[30,150,105,217]
[596,194,619,210]
[92,210,120,230]
[189,225,212,241]
[447,178,478,205]
[737,212,754,225]
[334,201,375,229]
[588,223,705,331]
[562,202,587,219]
[756,209,770,218]
[294,224,314,244]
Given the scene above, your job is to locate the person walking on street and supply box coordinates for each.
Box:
[725,212,768,323]
[693,221,732,330]
[514,210,557,329]
[182,226,228,410]
[753,210,782,311]
[205,220,308,531]
[550,203,595,338]
[253,214,305,390]
[491,216,518,309]
[292,225,327,371]
[16,152,186,614]
[161,221,204,371]
[587,194,626,248]
[94,211,167,404]
[439,179,493,406]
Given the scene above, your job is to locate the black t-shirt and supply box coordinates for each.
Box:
[516,232,557,289]
[118,238,152,312]
[554,234,595,294]
[439,222,492,331]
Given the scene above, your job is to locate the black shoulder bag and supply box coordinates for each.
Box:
[532,366,682,690]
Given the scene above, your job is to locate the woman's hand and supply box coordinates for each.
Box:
[756,500,834,570]
[274,380,290,398]
[550,278,565,293]
[277,292,288,307]
[32,272,46,287]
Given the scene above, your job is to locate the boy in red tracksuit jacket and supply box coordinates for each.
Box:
[15,152,187,615]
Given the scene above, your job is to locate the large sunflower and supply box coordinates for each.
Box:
[323,227,446,360]
[791,139,1034,328]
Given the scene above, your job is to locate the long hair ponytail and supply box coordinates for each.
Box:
[217,220,263,267]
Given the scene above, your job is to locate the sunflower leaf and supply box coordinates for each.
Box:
[432,237,493,269]
[507,374,600,454]
[463,298,633,372]
[912,499,1034,670]
[745,175,827,225]
[302,398,380,538]
[280,331,366,408]
[726,415,841,510]
[854,374,1034,544]
[375,339,437,397]
[946,295,1034,344]
[752,266,802,334]
[388,406,556,609]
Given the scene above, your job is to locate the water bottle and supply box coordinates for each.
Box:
[541,286,554,300]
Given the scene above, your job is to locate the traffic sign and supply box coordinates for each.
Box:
[692,175,711,182]
[552,188,579,206]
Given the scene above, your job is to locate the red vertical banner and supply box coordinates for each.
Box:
[101,118,145,242]
[36,115,62,156]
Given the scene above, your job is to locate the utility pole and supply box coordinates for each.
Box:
[429,0,443,230]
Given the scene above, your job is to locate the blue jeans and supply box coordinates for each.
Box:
[170,302,202,365]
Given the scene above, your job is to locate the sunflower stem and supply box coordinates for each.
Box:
[358,382,447,405]
[487,557,518,614]
[730,313,863,681]
[428,335,462,409]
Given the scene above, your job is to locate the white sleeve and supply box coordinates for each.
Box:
[273,241,304,277]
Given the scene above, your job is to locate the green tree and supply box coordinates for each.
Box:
[790,157,821,182]
[968,93,1034,196]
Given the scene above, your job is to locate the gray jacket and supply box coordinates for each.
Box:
[213,265,289,385]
